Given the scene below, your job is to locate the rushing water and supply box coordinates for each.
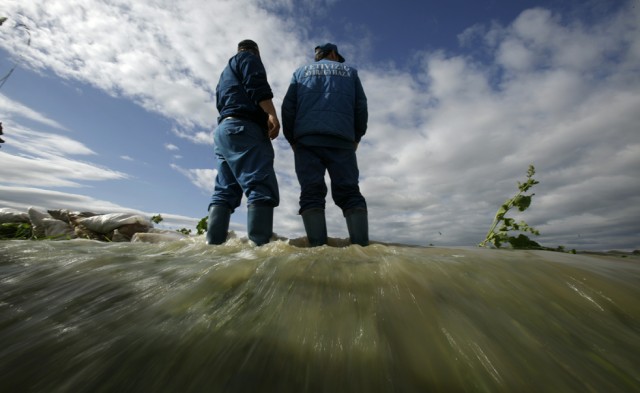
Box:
[1,237,639,393]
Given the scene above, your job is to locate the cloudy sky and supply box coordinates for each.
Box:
[1,0,638,251]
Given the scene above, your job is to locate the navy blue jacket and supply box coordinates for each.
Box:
[216,51,274,128]
[282,59,368,149]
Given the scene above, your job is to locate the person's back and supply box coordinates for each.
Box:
[207,39,280,246]
[283,51,367,150]
[282,43,369,247]
[216,51,272,128]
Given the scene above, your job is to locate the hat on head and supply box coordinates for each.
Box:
[238,39,259,52]
[315,43,345,63]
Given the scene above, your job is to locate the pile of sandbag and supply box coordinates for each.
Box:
[0,207,185,242]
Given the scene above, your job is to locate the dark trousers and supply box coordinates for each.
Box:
[294,144,366,214]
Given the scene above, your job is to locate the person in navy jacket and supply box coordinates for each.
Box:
[282,43,369,246]
[207,39,280,246]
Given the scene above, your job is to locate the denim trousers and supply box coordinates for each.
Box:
[209,118,279,211]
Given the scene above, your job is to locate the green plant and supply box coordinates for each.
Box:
[196,216,207,235]
[177,228,191,235]
[151,214,163,224]
[0,222,32,239]
[479,164,541,249]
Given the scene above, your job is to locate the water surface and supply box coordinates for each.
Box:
[1,238,639,392]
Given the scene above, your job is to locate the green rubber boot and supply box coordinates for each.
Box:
[247,205,273,246]
[301,208,328,247]
[345,208,369,246]
[206,205,231,245]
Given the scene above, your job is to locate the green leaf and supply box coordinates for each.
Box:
[151,214,164,224]
[0,223,33,239]
[196,216,208,235]
[508,234,541,249]
[479,164,542,249]
[513,195,532,211]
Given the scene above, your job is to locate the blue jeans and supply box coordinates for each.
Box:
[209,118,279,211]
[294,144,366,214]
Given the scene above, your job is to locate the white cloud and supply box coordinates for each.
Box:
[0,121,128,187]
[0,94,68,130]
[171,126,213,145]
[171,164,215,194]
[0,185,131,213]
[0,152,125,187]
[353,2,640,249]
[0,0,310,132]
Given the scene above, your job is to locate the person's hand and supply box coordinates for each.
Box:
[267,114,280,140]
[258,99,279,140]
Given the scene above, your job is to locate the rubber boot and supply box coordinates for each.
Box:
[301,208,328,247]
[345,208,369,246]
[206,205,231,245]
[247,205,273,246]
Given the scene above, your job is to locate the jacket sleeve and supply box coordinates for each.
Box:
[281,74,298,145]
[354,72,368,143]
[235,52,274,104]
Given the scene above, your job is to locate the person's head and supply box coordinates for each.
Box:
[314,43,345,63]
[237,39,260,57]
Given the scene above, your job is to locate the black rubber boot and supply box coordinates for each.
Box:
[301,208,328,247]
[206,205,231,245]
[345,208,369,246]
[247,205,273,246]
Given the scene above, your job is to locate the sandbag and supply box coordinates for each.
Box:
[76,213,152,234]
[0,208,30,224]
[27,207,76,239]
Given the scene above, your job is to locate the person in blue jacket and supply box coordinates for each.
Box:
[207,39,280,246]
[282,43,369,246]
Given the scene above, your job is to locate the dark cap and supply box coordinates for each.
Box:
[315,43,345,63]
[238,39,259,52]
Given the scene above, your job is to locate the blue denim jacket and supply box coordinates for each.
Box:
[216,51,274,128]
